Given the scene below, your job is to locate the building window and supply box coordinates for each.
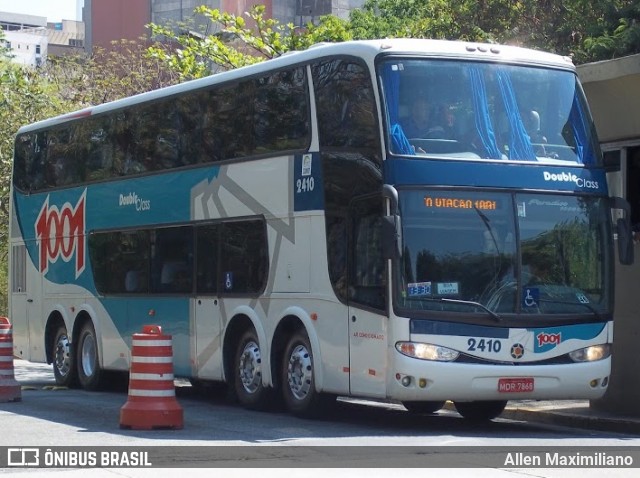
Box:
[36,45,40,54]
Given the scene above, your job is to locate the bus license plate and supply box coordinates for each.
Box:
[498,377,534,393]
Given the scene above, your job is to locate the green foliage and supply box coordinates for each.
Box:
[147,4,351,79]
[44,38,181,107]
[0,59,71,314]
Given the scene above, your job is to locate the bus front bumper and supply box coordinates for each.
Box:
[389,353,611,402]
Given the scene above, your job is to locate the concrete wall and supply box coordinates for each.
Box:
[578,55,640,417]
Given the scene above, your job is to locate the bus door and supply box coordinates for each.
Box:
[193,296,222,380]
[9,243,32,358]
[347,197,388,397]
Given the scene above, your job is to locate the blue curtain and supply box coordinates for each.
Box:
[496,70,536,160]
[569,94,595,165]
[468,67,502,159]
[558,78,595,165]
[382,64,414,156]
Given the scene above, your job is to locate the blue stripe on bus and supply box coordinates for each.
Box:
[411,319,607,346]
[411,320,510,338]
[384,158,607,194]
[15,166,221,290]
[102,297,192,376]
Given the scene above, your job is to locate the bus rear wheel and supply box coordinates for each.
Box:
[233,329,270,410]
[52,325,77,387]
[403,401,446,414]
[454,400,507,421]
[281,330,333,418]
[77,321,103,391]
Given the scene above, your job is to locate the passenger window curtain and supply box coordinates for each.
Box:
[468,66,502,159]
[570,93,595,165]
[559,78,595,165]
[382,64,414,155]
[496,70,536,160]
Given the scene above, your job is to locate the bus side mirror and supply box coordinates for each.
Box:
[610,196,634,265]
[382,215,402,259]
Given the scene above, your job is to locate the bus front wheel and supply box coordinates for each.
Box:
[454,400,507,421]
[77,321,103,391]
[52,325,77,387]
[233,329,270,410]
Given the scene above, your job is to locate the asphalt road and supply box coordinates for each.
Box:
[2,360,639,477]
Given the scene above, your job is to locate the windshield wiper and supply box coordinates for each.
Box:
[407,296,502,323]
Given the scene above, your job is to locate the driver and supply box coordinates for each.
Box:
[403,97,442,138]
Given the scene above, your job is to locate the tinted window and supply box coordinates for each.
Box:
[152,226,193,294]
[89,230,150,294]
[312,58,380,163]
[349,196,385,310]
[89,219,267,296]
[196,224,219,294]
[220,221,268,294]
[13,67,310,192]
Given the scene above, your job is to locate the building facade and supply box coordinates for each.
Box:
[1,11,85,65]
[83,0,365,53]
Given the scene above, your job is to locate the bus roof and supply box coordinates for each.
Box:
[18,39,575,134]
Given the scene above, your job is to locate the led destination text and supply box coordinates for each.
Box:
[424,197,498,210]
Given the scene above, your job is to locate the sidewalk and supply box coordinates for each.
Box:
[498,400,640,435]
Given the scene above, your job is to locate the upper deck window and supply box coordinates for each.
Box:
[379,59,600,166]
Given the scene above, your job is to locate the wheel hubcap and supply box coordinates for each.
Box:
[238,341,262,394]
[287,344,312,400]
[55,334,71,377]
[81,334,96,378]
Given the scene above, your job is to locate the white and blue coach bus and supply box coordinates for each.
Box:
[9,39,633,420]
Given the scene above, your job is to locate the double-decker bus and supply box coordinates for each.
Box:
[9,39,633,420]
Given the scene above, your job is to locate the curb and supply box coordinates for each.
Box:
[500,405,640,435]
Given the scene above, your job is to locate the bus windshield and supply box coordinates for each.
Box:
[396,189,612,317]
[380,58,600,165]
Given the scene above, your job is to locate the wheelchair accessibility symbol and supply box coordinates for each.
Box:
[522,287,539,308]
[224,272,233,291]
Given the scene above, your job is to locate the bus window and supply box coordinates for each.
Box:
[196,224,219,294]
[152,226,194,294]
[89,230,151,294]
[219,220,268,295]
[312,58,380,164]
[349,196,385,311]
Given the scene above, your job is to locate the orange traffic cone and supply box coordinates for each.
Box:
[0,317,22,403]
[120,325,183,429]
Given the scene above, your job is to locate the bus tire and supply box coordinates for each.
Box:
[281,330,332,418]
[233,329,270,410]
[403,401,446,414]
[454,400,507,421]
[76,321,103,391]
[52,325,77,387]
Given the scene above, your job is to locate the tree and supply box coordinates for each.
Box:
[0,37,182,315]
[0,56,72,314]
[44,38,181,107]
[146,4,351,79]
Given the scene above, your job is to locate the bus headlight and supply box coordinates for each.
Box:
[569,344,611,362]
[395,342,459,362]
